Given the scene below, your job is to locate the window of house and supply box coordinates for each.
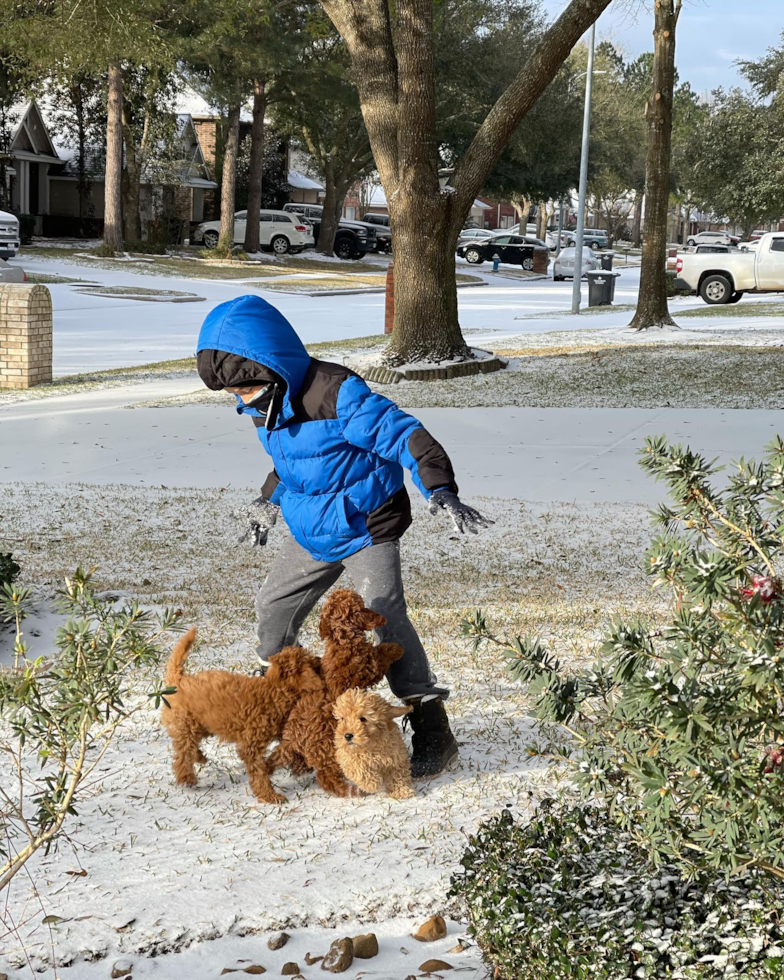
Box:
[344,207,357,220]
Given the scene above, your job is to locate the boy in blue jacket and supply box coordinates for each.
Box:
[197,295,491,777]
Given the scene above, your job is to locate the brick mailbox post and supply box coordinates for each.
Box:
[0,284,53,389]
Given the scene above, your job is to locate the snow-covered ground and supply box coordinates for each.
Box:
[7,252,650,375]
[11,250,784,378]
[1,480,656,977]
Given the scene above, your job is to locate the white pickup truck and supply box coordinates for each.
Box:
[674,232,784,304]
[0,209,20,260]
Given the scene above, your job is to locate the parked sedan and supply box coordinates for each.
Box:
[686,230,739,247]
[193,209,314,254]
[0,257,26,283]
[552,246,600,280]
[456,233,542,270]
[457,227,495,246]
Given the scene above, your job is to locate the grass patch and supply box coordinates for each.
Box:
[677,301,784,319]
[25,272,91,285]
[387,343,784,410]
[517,304,636,320]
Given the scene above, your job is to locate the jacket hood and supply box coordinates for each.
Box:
[196,295,311,424]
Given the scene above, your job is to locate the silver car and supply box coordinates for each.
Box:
[0,257,26,283]
[552,246,600,281]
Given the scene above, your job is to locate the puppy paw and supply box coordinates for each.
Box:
[176,773,198,787]
[389,787,416,800]
[196,751,208,765]
[258,791,288,805]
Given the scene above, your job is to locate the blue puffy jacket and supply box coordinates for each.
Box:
[197,295,457,562]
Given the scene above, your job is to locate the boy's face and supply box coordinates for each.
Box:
[226,385,265,404]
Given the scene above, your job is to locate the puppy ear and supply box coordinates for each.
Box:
[387,704,413,719]
[362,608,386,631]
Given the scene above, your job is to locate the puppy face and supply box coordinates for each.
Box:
[319,589,386,643]
[333,689,411,749]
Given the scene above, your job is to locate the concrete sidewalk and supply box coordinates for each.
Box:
[1,383,780,502]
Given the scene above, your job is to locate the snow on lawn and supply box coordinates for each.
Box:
[0,484,659,975]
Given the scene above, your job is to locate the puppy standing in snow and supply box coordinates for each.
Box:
[160,628,322,804]
[334,689,416,800]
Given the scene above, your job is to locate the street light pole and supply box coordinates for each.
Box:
[571,22,596,314]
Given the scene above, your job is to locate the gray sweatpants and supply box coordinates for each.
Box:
[255,536,448,701]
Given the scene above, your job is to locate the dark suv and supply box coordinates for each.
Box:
[282,203,376,260]
[362,213,392,252]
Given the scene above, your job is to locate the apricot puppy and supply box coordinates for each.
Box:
[334,688,415,800]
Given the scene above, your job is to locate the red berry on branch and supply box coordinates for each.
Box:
[764,747,784,773]
[740,575,781,603]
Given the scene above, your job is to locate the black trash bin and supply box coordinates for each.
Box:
[586,270,620,307]
[600,252,614,271]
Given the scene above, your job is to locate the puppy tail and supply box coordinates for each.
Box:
[165,627,197,687]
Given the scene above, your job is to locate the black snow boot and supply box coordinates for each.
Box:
[406,696,459,778]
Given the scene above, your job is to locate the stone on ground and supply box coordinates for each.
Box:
[352,932,379,958]
[420,959,453,972]
[320,937,354,972]
[411,916,447,942]
[267,931,290,950]
[111,960,133,978]
[280,963,299,976]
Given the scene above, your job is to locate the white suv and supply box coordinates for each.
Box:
[0,209,21,259]
[193,209,314,254]
[686,230,738,247]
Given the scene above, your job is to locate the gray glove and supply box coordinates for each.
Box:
[234,496,279,547]
[428,490,493,535]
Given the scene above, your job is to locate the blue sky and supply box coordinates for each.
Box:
[539,0,783,94]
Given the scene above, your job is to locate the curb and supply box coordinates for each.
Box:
[356,354,508,385]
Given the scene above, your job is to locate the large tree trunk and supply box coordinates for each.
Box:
[121,103,142,241]
[631,194,643,247]
[218,104,241,251]
[388,198,463,364]
[319,0,612,363]
[630,0,681,331]
[536,202,548,240]
[317,161,340,256]
[243,80,266,254]
[103,62,124,252]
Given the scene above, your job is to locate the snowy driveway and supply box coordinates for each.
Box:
[11,253,642,375]
[1,382,779,503]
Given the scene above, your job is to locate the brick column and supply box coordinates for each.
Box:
[384,260,394,335]
[0,284,53,389]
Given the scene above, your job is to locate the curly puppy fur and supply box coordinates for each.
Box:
[334,689,415,799]
[161,628,322,804]
[266,589,404,797]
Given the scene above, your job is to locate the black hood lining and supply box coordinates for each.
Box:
[197,349,284,391]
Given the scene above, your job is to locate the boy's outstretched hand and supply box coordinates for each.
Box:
[234,496,279,547]
[428,490,494,536]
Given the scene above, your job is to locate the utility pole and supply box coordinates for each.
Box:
[571,22,596,314]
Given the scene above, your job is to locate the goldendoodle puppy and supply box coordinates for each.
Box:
[334,689,415,799]
[161,628,322,804]
[265,589,404,797]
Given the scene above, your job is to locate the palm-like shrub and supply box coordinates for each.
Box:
[463,436,784,882]
[0,568,178,891]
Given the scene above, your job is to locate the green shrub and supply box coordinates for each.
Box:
[0,568,179,891]
[450,801,784,980]
[463,435,784,882]
[17,214,35,245]
[666,270,691,297]
[0,551,19,588]
[124,238,167,255]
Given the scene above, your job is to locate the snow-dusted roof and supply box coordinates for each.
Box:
[288,169,323,191]
[7,101,61,162]
[50,113,217,188]
[174,85,253,123]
